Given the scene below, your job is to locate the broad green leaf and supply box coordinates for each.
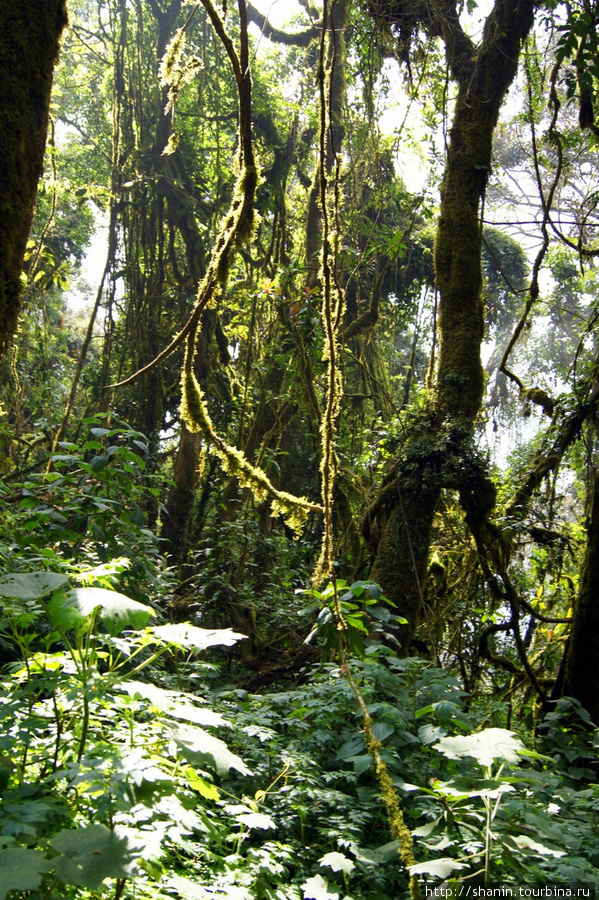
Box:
[374,840,401,860]
[336,734,365,760]
[120,681,227,726]
[412,818,442,838]
[169,723,251,776]
[372,721,394,742]
[64,587,154,635]
[319,851,355,874]
[408,858,467,878]
[119,750,170,785]
[51,824,140,887]
[347,843,386,866]
[47,590,86,631]
[434,728,526,767]
[150,623,246,650]
[49,454,79,465]
[81,558,132,581]
[183,766,220,801]
[154,795,205,833]
[301,873,340,900]
[89,454,109,471]
[418,724,446,745]
[432,776,515,799]
[432,700,462,724]
[0,571,68,600]
[0,848,52,899]
[348,753,373,774]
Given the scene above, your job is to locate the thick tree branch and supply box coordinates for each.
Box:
[246,2,320,46]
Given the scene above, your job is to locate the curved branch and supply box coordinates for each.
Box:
[500,53,563,391]
[246,2,320,46]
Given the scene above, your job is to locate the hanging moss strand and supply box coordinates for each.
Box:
[313,0,345,586]
[309,7,420,894]
[182,328,321,533]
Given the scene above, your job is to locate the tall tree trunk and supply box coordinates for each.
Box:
[561,471,599,723]
[0,0,68,357]
[365,0,536,649]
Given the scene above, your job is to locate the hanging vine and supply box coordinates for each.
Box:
[311,3,420,895]
[312,0,345,586]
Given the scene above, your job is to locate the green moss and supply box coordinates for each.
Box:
[0,0,68,355]
[182,330,320,534]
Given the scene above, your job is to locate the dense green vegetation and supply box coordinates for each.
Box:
[1,0,599,897]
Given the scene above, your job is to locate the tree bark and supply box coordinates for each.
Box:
[561,472,599,723]
[0,0,68,357]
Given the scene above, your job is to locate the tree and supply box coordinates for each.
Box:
[0,0,68,357]
[363,0,537,648]
[561,469,599,721]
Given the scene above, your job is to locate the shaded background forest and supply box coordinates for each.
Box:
[1,0,599,897]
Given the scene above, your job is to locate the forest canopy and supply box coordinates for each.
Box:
[1,0,599,897]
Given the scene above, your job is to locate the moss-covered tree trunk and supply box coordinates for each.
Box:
[366,0,535,649]
[561,472,599,723]
[0,0,68,357]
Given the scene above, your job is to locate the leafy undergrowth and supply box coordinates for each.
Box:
[0,422,598,899]
[1,576,598,900]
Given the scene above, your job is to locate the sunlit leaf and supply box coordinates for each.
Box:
[319,851,355,874]
[408,858,467,878]
[234,809,275,829]
[120,681,227,726]
[168,723,251,776]
[434,728,526,767]
[301,873,340,900]
[183,766,220,801]
[163,875,211,899]
[63,587,154,635]
[150,623,246,650]
[510,835,565,857]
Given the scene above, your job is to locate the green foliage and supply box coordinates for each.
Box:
[302,579,407,657]
[0,416,167,578]
[0,563,253,899]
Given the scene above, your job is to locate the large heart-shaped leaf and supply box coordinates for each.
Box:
[51,824,140,887]
[57,588,154,635]
[509,834,565,857]
[225,804,275,830]
[319,851,355,874]
[0,847,52,899]
[434,728,526,767]
[0,572,68,600]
